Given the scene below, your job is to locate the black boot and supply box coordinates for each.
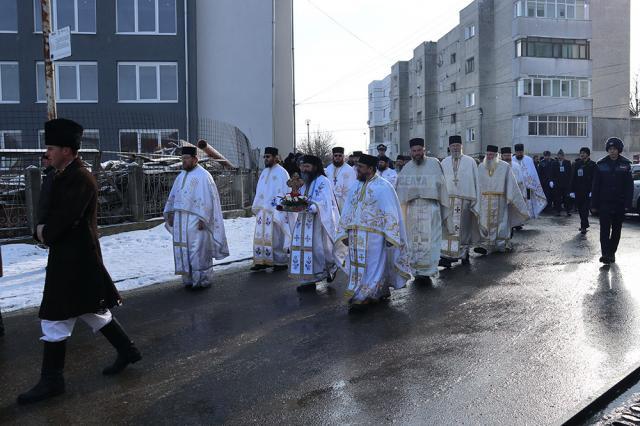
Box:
[100,318,142,375]
[17,340,66,405]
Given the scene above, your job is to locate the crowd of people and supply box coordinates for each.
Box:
[0,117,635,406]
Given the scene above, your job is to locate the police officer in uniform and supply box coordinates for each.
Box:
[551,149,573,216]
[591,137,634,264]
[570,147,596,234]
[537,150,554,211]
[18,119,142,405]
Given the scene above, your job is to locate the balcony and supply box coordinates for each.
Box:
[512,17,591,40]
[513,57,592,79]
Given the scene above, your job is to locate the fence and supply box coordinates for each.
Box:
[0,163,258,240]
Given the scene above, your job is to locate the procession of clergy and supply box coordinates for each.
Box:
[165,136,547,311]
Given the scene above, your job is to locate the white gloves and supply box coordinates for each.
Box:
[589,192,592,198]
[549,181,555,189]
[569,193,576,199]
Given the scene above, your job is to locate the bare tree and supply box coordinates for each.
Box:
[631,72,640,117]
[297,130,335,165]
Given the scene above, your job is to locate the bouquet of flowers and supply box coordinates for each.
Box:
[277,173,309,212]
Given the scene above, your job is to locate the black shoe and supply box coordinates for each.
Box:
[272,265,288,272]
[100,318,142,376]
[17,341,66,405]
[566,212,571,217]
[514,226,523,231]
[413,275,432,285]
[250,264,269,271]
[599,256,611,264]
[326,268,337,283]
[438,258,452,268]
[461,252,470,265]
[610,254,616,263]
[296,282,317,292]
[473,247,488,255]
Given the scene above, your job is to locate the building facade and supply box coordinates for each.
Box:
[367,75,391,154]
[0,0,294,160]
[368,0,632,159]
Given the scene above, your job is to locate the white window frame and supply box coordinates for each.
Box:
[466,128,476,142]
[0,130,22,149]
[116,0,177,35]
[36,61,98,103]
[515,0,588,20]
[465,92,476,108]
[118,62,178,103]
[517,76,591,98]
[0,0,18,33]
[527,115,588,137]
[464,24,476,40]
[118,129,179,153]
[0,62,20,103]
[33,0,96,34]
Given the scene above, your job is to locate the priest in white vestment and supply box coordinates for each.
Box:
[336,154,411,309]
[440,135,482,267]
[251,147,294,271]
[473,145,530,255]
[325,146,357,212]
[512,143,547,218]
[501,147,525,195]
[164,146,229,288]
[289,155,347,290]
[376,156,398,187]
[396,138,452,283]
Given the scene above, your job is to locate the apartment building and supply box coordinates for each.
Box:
[0,0,294,158]
[368,0,631,159]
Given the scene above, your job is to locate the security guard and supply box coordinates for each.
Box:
[570,147,597,234]
[591,137,634,264]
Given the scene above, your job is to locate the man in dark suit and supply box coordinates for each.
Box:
[551,149,573,216]
[537,150,554,211]
[570,147,597,233]
[18,119,142,405]
[591,137,634,264]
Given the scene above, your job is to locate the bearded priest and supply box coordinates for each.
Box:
[440,135,482,267]
[336,154,411,310]
[325,146,357,212]
[473,145,529,255]
[396,138,452,283]
[289,155,347,290]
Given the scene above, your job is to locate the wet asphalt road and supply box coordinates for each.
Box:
[1,214,640,425]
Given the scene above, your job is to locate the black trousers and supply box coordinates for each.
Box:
[575,194,591,229]
[599,204,625,257]
[554,188,571,213]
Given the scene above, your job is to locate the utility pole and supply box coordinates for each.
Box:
[306,119,311,145]
[40,0,57,120]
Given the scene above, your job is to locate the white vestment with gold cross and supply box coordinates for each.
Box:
[441,154,482,260]
[325,163,357,212]
[476,160,530,253]
[336,175,411,304]
[252,164,295,266]
[396,158,452,277]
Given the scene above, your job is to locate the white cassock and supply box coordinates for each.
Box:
[509,160,526,197]
[377,168,398,187]
[396,158,452,277]
[325,162,357,212]
[512,155,547,218]
[289,175,347,284]
[252,164,295,266]
[476,160,530,253]
[336,175,411,304]
[163,165,229,287]
[441,155,483,261]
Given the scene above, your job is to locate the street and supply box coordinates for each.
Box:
[1,214,640,425]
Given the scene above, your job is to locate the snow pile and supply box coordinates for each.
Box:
[0,216,256,312]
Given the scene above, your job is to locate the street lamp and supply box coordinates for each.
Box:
[305,119,311,144]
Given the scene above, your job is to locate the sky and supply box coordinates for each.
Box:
[293,0,640,154]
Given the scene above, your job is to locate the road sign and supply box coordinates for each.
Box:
[49,26,71,60]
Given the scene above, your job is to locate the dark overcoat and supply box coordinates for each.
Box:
[39,158,121,320]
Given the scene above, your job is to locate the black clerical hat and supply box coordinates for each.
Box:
[181,146,197,156]
[332,147,344,154]
[486,145,499,153]
[501,147,511,154]
[449,135,462,145]
[409,138,424,147]
[265,147,278,156]
[358,154,378,167]
[44,118,83,150]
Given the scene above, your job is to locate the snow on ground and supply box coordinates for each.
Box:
[0,216,255,313]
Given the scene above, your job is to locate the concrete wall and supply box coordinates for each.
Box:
[196,0,294,154]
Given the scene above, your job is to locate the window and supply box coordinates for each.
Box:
[0,0,18,32]
[117,0,177,34]
[450,53,456,64]
[37,62,97,102]
[118,62,178,103]
[119,129,179,153]
[34,0,96,33]
[464,25,476,40]
[0,130,22,149]
[451,82,457,92]
[517,77,591,98]
[466,128,476,142]
[465,92,475,108]
[416,111,422,124]
[515,37,589,59]
[465,57,475,74]
[515,0,587,19]
[451,113,457,124]
[528,115,587,136]
[409,118,413,129]
[0,62,19,103]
